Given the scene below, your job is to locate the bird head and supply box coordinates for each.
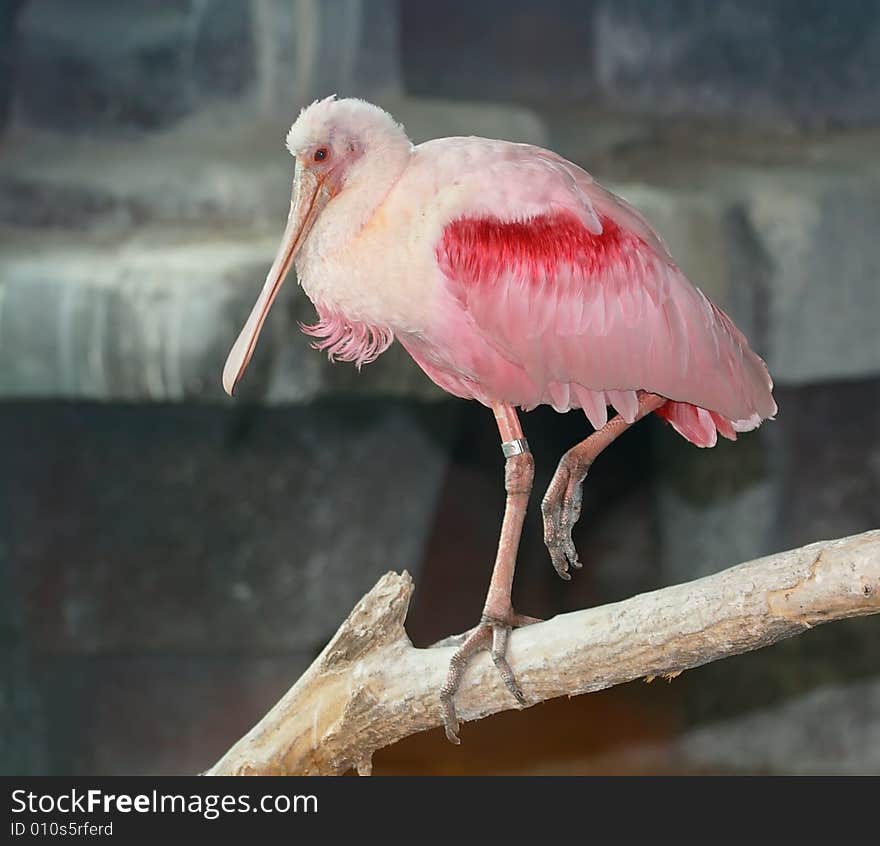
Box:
[222,96,411,396]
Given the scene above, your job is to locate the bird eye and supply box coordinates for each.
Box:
[313,147,329,162]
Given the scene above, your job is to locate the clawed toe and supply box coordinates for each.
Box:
[488,625,527,705]
[440,612,538,744]
[542,474,585,579]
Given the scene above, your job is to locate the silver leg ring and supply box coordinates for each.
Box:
[501,438,530,458]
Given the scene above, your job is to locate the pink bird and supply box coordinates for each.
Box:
[223,97,776,743]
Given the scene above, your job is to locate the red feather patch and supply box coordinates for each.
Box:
[436,211,639,288]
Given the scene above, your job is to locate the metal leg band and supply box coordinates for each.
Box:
[501,438,530,458]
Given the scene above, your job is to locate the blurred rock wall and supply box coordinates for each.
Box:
[404,0,880,127]
[9,0,401,131]
[1,401,455,774]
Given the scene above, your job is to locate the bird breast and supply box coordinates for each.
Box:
[295,176,442,337]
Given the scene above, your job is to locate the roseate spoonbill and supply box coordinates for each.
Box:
[223,96,776,744]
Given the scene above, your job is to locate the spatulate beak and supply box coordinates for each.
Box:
[222,167,332,396]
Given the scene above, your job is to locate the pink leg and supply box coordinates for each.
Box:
[542,392,667,579]
[439,403,540,744]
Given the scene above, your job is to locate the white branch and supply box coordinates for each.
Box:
[206,530,880,776]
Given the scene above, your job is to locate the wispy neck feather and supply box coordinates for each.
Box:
[300,303,394,369]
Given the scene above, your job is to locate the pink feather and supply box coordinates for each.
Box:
[301,304,393,370]
[395,149,776,446]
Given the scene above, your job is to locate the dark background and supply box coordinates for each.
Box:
[1,0,879,775]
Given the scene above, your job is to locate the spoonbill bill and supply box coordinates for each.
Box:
[223,96,776,744]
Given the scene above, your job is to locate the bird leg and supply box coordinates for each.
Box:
[440,403,540,744]
[542,391,667,579]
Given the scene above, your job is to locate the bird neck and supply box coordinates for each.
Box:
[296,140,411,281]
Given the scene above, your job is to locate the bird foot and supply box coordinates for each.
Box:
[439,610,540,745]
[541,458,587,580]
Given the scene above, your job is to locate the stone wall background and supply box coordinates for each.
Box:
[1,0,879,775]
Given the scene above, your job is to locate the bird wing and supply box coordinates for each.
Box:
[430,142,776,432]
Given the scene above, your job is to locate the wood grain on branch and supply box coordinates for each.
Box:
[206,529,880,776]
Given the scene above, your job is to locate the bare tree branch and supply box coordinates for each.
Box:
[206,529,880,776]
